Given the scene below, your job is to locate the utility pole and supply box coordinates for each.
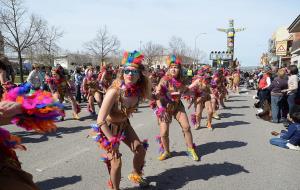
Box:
[217,19,245,60]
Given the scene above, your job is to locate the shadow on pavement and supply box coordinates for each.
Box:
[239,91,249,94]
[171,140,247,159]
[36,175,82,190]
[225,105,250,110]
[225,99,247,102]
[78,115,97,121]
[219,113,245,118]
[213,120,250,129]
[138,105,150,108]
[144,162,249,189]
[197,141,247,156]
[63,104,88,110]
[12,126,90,144]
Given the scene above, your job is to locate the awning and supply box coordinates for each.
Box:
[288,14,300,33]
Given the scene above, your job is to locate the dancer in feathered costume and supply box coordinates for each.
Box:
[223,68,230,99]
[47,66,80,120]
[151,55,199,161]
[188,66,213,130]
[148,68,159,92]
[232,68,240,94]
[82,66,102,115]
[217,68,228,108]
[210,70,221,120]
[0,84,64,190]
[90,50,151,190]
[98,64,114,94]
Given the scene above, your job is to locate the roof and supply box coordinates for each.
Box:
[288,14,300,33]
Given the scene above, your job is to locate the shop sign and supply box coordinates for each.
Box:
[276,41,287,56]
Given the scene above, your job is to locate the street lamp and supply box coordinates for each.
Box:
[194,33,207,67]
[139,40,142,51]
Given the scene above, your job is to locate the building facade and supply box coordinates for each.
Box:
[267,26,293,68]
[288,15,300,68]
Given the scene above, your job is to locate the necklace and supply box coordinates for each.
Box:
[169,77,182,88]
[122,82,141,97]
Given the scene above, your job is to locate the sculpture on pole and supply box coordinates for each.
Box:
[217,19,245,60]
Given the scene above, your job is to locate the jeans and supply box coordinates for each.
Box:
[270,138,288,149]
[75,84,82,103]
[287,93,296,114]
[271,95,283,122]
[258,89,270,108]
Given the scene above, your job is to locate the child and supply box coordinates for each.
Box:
[270,105,300,150]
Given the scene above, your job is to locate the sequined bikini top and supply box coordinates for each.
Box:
[110,87,140,118]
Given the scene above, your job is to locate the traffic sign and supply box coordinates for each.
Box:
[276,41,287,56]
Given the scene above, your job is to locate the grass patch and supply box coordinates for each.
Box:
[15,75,28,84]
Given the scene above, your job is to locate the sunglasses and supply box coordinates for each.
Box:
[123,69,139,75]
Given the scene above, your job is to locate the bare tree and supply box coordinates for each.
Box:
[142,41,164,66]
[168,36,187,57]
[193,48,208,64]
[108,50,122,66]
[40,25,63,65]
[85,26,120,66]
[0,0,46,82]
[68,52,94,66]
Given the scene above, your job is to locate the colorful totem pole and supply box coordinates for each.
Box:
[217,19,245,59]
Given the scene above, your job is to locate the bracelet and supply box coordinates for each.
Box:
[155,107,166,118]
[109,137,120,148]
[97,120,107,127]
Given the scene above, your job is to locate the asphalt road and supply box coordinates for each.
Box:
[6,89,300,190]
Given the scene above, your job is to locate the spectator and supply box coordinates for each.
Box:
[187,67,193,83]
[257,67,271,108]
[95,65,100,74]
[270,105,300,150]
[74,67,84,103]
[26,63,43,90]
[0,58,7,99]
[269,68,288,123]
[0,58,7,84]
[282,65,299,115]
[0,56,15,83]
[244,71,250,79]
[43,66,52,91]
[83,65,88,76]
[40,65,48,90]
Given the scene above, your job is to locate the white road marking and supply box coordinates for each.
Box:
[135,123,145,128]
[35,147,90,172]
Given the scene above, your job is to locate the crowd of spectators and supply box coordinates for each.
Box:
[252,65,300,151]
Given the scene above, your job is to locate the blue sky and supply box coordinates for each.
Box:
[26,0,299,66]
